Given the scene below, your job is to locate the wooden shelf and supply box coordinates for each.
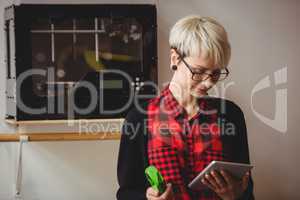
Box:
[2,118,123,142]
[5,118,124,125]
[0,132,121,142]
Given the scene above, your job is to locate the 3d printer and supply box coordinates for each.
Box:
[4,4,157,120]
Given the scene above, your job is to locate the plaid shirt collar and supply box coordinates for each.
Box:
[160,85,210,120]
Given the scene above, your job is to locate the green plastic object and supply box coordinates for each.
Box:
[145,165,166,194]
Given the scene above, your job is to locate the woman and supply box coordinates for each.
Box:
[117,15,254,200]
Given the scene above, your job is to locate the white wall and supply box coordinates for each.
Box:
[1,0,300,200]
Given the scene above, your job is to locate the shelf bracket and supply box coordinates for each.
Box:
[14,135,28,199]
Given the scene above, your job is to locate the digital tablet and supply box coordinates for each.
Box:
[188,161,253,190]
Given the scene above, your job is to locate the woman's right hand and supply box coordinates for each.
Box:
[146,183,174,200]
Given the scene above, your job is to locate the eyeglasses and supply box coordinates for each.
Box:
[180,57,229,82]
[171,47,230,82]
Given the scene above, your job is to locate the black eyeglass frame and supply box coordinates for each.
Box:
[173,48,230,82]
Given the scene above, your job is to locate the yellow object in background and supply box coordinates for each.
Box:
[84,50,137,71]
[101,52,136,62]
[84,51,105,71]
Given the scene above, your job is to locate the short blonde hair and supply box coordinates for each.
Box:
[169,15,231,68]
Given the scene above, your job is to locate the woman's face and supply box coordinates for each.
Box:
[171,50,219,97]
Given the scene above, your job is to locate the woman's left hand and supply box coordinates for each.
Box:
[201,170,250,200]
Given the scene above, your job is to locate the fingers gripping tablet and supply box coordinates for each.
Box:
[188,161,253,190]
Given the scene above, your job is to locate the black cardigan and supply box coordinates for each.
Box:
[116,98,254,200]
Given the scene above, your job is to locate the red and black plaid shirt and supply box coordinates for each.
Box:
[147,86,228,200]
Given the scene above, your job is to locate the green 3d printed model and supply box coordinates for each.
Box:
[145,165,167,194]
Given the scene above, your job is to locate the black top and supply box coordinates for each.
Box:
[116,97,254,200]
